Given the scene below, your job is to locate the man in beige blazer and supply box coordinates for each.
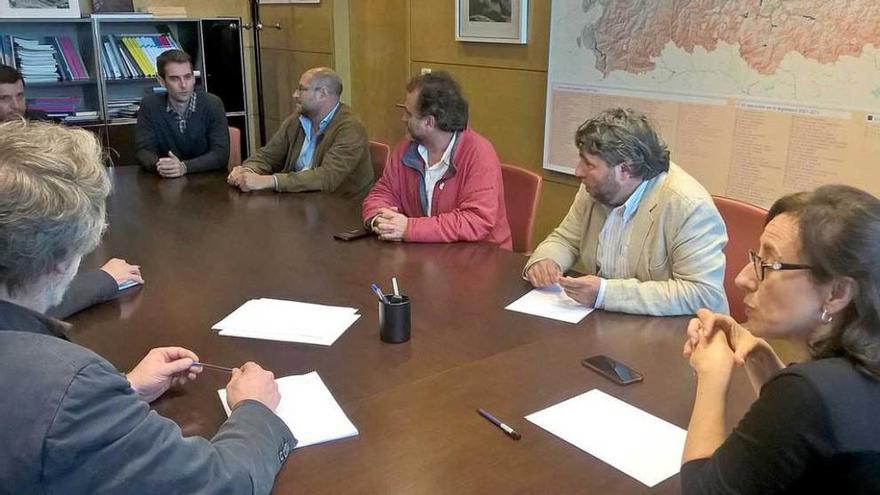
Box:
[525,108,728,316]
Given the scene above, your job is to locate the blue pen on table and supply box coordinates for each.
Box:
[370,283,390,304]
[477,408,522,440]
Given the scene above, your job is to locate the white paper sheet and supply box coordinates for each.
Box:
[213,298,360,346]
[505,284,594,323]
[525,389,686,487]
[218,371,359,449]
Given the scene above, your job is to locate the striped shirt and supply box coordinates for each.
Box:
[594,175,658,308]
[165,92,198,134]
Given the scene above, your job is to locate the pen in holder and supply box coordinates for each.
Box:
[379,294,411,343]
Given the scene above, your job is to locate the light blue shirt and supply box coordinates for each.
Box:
[294,102,340,172]
[594,175,658,308]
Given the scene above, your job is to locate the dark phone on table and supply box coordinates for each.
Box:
[333,226,373,241]
[581,355,643,385]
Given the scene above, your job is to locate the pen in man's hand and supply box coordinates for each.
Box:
[191,361,235,373]
[477,408,522,440]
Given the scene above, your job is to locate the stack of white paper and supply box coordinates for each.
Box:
[525,389,686,487]
[218,371,359,448]
[213,298,360,346]
[505,283,594,323]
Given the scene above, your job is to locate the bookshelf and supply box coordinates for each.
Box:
[0,16,248,166]
[0,18,100,124]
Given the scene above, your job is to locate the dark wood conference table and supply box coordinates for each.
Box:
[70,168,754,495]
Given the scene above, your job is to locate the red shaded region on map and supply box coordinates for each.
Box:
[588,0,880,76]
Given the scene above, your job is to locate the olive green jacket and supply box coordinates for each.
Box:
[243,103,373,197]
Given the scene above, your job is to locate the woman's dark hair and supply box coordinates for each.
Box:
[767,185,880,378]
[405,71,468,132]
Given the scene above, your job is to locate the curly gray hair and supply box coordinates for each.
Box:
[0,120,110,295]
[574,108,670,179]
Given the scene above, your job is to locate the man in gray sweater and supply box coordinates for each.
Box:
[0,120,294,495]
[135,49,230,177]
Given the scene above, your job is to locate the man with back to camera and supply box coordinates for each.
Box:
[524,108,728,316]
[135,49,230,178]
[0,64,143,318]
[227,67,373,196]
[361,71,512,248]
[0,120,295,494]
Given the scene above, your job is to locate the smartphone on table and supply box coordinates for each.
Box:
[581,355,643,385]
[333,226,373,241]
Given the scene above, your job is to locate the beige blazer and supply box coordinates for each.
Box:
[526,163,728,316]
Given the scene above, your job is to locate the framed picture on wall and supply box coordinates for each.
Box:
[0,0,80,18]
[456,0,528,44]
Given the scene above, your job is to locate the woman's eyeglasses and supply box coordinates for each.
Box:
[748,250,812,281]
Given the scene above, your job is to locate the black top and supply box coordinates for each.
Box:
[134,90,229,173]
[681,357,880,494]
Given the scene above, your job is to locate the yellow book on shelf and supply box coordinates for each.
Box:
[132,37,155,77]
[137,37,160,75]
[123,37,154,77]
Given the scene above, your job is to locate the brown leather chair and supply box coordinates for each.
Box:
[501,164,542,254]
[712,195,768,321]
[368,140,390,179]
[228,126,242,171]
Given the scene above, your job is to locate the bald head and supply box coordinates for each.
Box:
[305,67,342,99]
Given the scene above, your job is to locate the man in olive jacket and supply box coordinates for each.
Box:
[228,67,373,197]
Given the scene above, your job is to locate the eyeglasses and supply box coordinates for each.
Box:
[395,103,413,117]
[295,85,323,94]
[748,250,812,282]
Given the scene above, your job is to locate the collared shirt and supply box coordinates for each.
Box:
[594,175,658,308]
[295,102,340,172]
[165,92,198,134]
[416,132,457,216]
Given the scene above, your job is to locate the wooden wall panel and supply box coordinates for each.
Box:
[261,49,333,124]
[349,0,409,147]
[260,2,334,53]
[265,117,281,141]
[409,0,549,71]
[533,180,579,249]
[408,62,546,175]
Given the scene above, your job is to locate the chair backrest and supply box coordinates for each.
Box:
[712,195,768,321]
[228,126,242,171]
[368,140,390,179]
[501,163,542,253]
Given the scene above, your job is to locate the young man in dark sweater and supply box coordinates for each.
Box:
[135,49,230,177]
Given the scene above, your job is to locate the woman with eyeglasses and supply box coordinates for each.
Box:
[679,184,880,494]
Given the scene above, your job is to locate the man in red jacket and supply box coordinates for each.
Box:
[362,71,512,249]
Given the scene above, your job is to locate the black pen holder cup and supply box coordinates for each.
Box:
[379,295,411,343]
